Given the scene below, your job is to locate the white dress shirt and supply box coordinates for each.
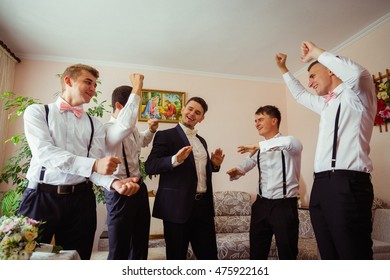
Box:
[232,133,302,199]
[104,94,155,179]
[24,97,115,190]
[283,52,376,173]
[172,123,208,193]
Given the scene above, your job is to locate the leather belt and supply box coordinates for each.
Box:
[195,193,205,200]
[36,181,93,195]
[314,170,370,179]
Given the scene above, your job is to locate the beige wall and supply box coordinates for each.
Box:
[2,19,388,251]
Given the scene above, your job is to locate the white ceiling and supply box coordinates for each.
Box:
[0,0,389,82]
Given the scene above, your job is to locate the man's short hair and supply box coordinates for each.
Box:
[255,105,281,128]
[307,60,320,72]
[185,97,208,114]
[61,64,99,92]
[111,85,133,112]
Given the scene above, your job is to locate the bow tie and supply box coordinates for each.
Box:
[324,92,336,104]
[60,102,83,118]
[185,129,197,137]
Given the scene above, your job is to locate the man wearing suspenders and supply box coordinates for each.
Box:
[227,105,303,259]
[275,41,376,259]
[104,75,159,260]
[18,64,140,260]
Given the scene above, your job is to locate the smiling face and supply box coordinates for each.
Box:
[63,69,97,106]
[181,100,205,129]
[255,112,278,139]
[307,63,333,97]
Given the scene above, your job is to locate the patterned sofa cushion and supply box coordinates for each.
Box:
[298,208,315,239]
[214,191,252,216]
[215,216,250,233]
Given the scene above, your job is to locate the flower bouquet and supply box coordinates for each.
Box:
[0,215,62,260]
[374,80,390,132]
[0,215,41,260]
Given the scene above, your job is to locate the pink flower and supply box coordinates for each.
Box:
[2,221,17,233]
[25,217,40,227]
[379,106,390,119]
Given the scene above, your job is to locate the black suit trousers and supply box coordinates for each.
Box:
[310,170,374,260]
[163,196,217,260]
[104,182,150,260]
[18,186,97,260]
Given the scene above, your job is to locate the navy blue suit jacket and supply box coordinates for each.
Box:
[145,124,218,224]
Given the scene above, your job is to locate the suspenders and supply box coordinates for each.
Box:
[257,149,287,198]
[122,142,131,178]
[331,104,341,171]
[39,104,94,182]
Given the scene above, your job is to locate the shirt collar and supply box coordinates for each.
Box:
[179,123,197,137]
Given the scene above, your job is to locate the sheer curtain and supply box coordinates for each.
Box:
[0,45,17,172]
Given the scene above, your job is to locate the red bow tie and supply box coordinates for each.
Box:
[60,102,83,118]
[324,92,336,104]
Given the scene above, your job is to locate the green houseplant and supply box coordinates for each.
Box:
[0,82,110,216]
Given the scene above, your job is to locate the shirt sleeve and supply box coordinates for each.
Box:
[260,136,303,155]
[283,72,324,114]
[139,129,155,148]
[105,94,140,151]
[232,153,257,180]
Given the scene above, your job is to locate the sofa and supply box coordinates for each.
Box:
[150,191,312,260]
[95,191,390,260]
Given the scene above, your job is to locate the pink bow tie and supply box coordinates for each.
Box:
[324,92,336,104]
[60,102,83,118]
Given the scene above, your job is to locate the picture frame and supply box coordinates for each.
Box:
[139,89,185,123]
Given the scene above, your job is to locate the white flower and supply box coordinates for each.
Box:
[18,250,31,260]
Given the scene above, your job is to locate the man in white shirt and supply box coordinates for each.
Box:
[104,76,158,260]
[227,105,302,259]
[18,64,140,260]
[275,41,376,259]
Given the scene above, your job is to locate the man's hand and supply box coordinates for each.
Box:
[226,168,244,179]
[148,118,159,133]
[176,146,193,163]
[275,53,289,74]
[300,41,325,63]
[111,177,140,196]
[93,156,121,175]
[237,144,259,157]
[130,73,144,96]
[211,148,225,167]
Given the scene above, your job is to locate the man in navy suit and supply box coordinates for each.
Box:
[145,96,225,260]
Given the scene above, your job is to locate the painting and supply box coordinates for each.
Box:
[139,89,185,123]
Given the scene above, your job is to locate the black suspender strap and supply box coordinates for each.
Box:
[331,103,341,171]
[86,114,94,157]
[281,151,286,198]
[256,151,262,197]
[39,104,94,181]
[39,105,50,181]
[122,142,131,178]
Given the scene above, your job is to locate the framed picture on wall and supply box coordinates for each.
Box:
[138,89,185,123]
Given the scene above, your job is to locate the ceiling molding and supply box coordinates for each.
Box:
[294,12,390,78]
[18,53,284,84]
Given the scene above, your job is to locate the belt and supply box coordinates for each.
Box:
[314,170,370,179]
[195,193,205,200]
[257,195,297,201]
[36,181,93,195]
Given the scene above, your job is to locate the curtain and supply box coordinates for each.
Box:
[0,46,17,172]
